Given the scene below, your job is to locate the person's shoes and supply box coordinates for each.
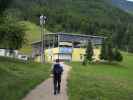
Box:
[57,90,60,94]
[54,92,56,95]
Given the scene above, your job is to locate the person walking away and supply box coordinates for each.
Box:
[52,59,63,95]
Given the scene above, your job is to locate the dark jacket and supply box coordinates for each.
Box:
[53,63,63,75]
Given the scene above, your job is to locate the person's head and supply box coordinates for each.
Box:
[56,59,60,63]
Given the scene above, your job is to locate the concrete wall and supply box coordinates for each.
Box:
[0,49,6,56]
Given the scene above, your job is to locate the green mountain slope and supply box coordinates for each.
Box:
[19,21,49,54]
[20,21,41,43]
[19,21,40,54]
[5,0,133,52]
[10,0,133,31]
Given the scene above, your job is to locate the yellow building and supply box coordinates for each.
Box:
[44,47,100,62]
[32,33,104,62]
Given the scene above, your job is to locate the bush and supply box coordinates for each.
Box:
[82,57,87,66]
[113,49,123,62]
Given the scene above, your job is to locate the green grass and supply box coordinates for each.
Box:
[19,21,49,54]
[0,57,51,100]
[68,52,133,100]
[20,21,41,43]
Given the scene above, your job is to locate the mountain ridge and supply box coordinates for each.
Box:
[4,0,133,52]
[111,0,133,12]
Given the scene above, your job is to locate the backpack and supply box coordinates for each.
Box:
[53,64,63,74]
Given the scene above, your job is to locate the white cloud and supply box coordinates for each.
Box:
[126,0,133,2]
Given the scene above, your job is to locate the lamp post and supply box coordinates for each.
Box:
[40,15,47,63]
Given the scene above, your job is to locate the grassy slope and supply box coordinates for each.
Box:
[19,21,41,55]
[19,21,49,55]
[68,52,133,100]
[0,57,51,100]
[21,21,42,43]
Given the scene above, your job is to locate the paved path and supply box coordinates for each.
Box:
[23,64,71,100]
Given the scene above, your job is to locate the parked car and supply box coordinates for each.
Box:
[17,54,29,61]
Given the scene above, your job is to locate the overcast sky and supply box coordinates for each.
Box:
[126,0,133,2]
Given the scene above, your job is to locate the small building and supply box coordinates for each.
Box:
[31,33,104,62]
[0,49,18,57]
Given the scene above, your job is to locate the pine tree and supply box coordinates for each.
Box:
[107,38,114,62]
[86,41,94,62]
[128,36,133,53]
[100,39,108,60]
[82,56,87,66]
[0,0,11,14]
[100,38,116,63]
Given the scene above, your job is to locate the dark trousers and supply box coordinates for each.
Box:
[53,73,61,93]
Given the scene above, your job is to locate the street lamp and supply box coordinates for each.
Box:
[40,15,47,63]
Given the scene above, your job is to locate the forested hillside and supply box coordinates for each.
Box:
[1,0,133,52]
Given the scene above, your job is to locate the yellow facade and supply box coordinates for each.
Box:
[35,48,101,62]
[72,48,101,62]
[35,48,59,62]
[35,56,41,62]
[72,48,85,61]
[45,48,59,62]
[93,48,101,61]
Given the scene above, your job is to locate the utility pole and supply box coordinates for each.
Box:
[40,15,47,64]
[58,34,60,60]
